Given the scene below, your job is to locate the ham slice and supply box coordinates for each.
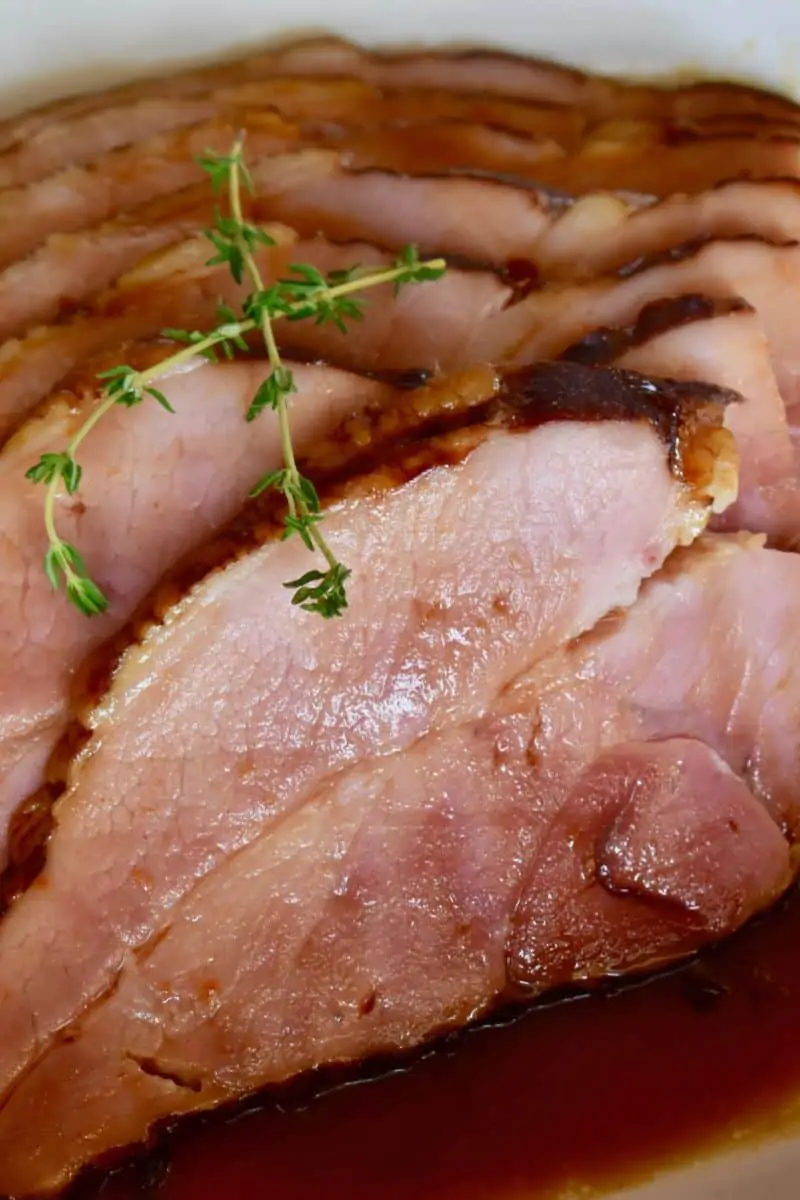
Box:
[0,192,217,343]
[535,178,800,280]
[562,294,797,540]
[0,358,404,880]
[0,361,737,1197]
[0,231,509,443]
[0,112,301,270]
[13,524,800,1199]
[0,78,587,189]
[512,135,800,196]
[485,238,800,409]
[1,36,795,160]
[0,151,556,340]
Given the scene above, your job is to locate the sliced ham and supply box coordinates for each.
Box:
[0,112,301,270]
[0,215,202,345]
[335,118,566,177]
[3,36,795,159]
[562,294,798,540]
[0,357,402,881]
[3,82,795,276]
[275,41,800,122]
[245,148,559,263]
[535,178,800,280]
[0,231,509,444]
[1,64,794,193]
[0,361,737,1196]
[482,237,800,411]
[511,135,800,196]
[0,78,588,190]
[0,153,556,341]
[11,521,800,1198]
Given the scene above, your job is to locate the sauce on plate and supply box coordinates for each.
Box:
[100,882,800,1200]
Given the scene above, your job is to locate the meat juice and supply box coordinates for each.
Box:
[102,883,800,1200]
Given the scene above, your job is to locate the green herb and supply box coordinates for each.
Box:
[26,136,446,619]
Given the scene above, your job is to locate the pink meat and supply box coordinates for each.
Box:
[562,294,797,540]
[0,112,300,270]
[0,152,556,341]
[2,37,795,157]
[0,78,588,189]
[0,232,509,443]
[0,360,393,871]
[0,531,795,1197]
[0,362,735,1194]
[479,238,800,415]
[535,178,800,280]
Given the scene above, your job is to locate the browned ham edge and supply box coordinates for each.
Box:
[561,294,754,365]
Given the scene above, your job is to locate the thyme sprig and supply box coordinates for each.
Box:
[26,137,446,619]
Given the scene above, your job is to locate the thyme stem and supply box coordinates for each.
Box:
[27,135,447,619]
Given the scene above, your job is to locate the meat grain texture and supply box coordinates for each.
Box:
[1,37,800,1198]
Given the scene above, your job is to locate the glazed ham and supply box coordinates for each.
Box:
[535,178,800,280]
[1,36,796,159]
[0,153,557,341]
[0,363,738,1196]
[0,112,301,269]
[0,231,509,442]
[0,359,398,879]
[3,34,800,1197]
[562,294,798,540]
[0,370,757,1193]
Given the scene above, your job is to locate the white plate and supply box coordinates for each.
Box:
[1,2,798,1197]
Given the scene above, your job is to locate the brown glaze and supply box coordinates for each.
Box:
[91,881,800,1200]
[561,294,753,366]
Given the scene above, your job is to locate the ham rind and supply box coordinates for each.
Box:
[535,178,800,280]
[0,232,510,444]
[1,36,795,158]
[7,527,800,1196]
[0,361,737,1186]
[0,153,556,340]
[0,359,398,878]
[0,111,301,270]
[562,294,797,540]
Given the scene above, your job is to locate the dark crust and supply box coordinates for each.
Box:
[615,231,799,278]
[497,360,738,478]
[560,294,753,367]
[0,359,736,914]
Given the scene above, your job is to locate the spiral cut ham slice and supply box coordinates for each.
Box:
[0,358,403,881]
[0,361,755,1197]
[0,229,509,443]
